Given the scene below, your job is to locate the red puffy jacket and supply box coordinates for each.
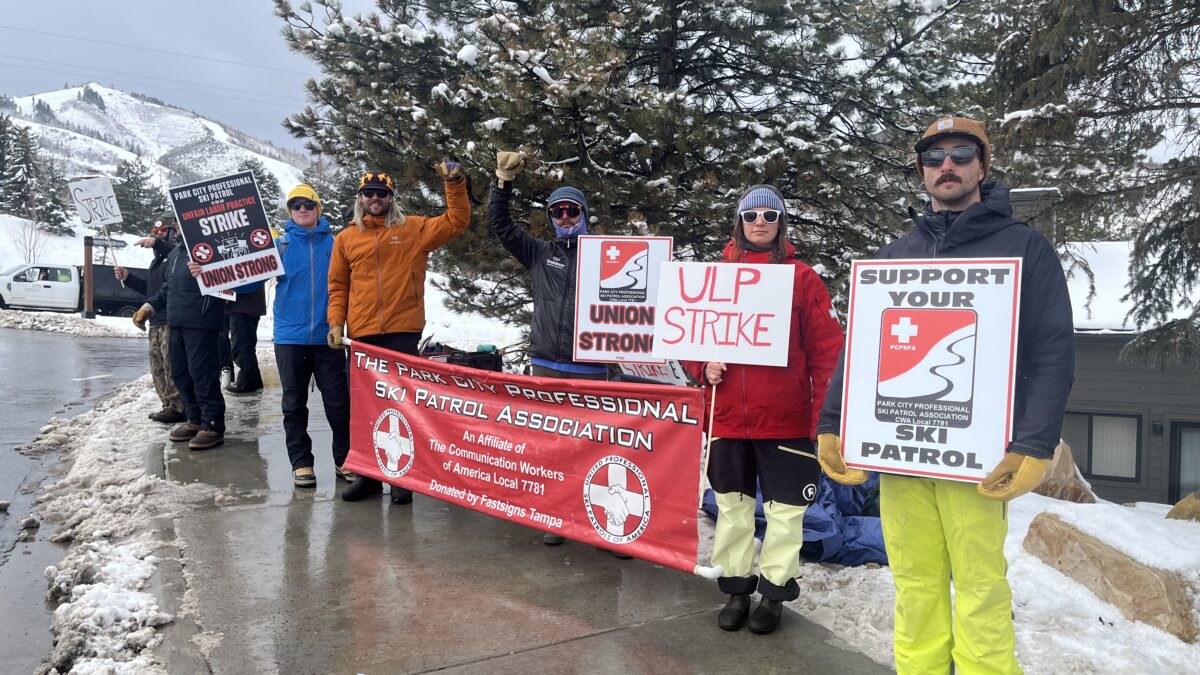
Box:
[686,242,844,439]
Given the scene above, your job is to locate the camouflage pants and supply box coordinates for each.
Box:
[148,324,183,413]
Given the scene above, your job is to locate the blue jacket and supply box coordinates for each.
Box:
[817,182,1075,460]
[273,217,335,345]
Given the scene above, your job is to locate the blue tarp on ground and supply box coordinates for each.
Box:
[701,474,887,566]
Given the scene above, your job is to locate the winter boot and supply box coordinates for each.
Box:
[718,594,752,631]
[188,428,224,451]
[151,408,186,424]
[169,423,201,442]
[341,476,383,502]
[748,598,784,634]
[390,486,413,505]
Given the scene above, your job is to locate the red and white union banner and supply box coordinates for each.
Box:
[342,341,705,574]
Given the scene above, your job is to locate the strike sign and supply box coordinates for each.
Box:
[839,258,1021,482]
[574,235,673,363]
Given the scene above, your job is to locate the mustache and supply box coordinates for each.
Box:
[936,174,961,185]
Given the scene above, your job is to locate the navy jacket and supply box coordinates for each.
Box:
[273,217,335,345]
[123,237,173,327]
[817,182,1074,460]
[146,244,226,330]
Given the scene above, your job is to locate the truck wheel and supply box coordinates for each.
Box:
[117,305,139,318]
[0,295,7,309]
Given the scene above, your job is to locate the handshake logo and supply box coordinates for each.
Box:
[583,455,652,545]
[372,408,415,478]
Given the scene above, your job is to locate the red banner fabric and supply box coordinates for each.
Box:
[343,341,705,574]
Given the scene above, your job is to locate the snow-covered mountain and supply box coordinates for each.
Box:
[6,83,305,194]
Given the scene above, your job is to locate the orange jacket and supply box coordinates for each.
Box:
[328,179,471,338]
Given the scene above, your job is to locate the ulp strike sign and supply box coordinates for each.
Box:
[573,235,673,363]
[839,259,1021,482]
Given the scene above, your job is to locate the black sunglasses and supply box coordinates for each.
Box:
[921,146,979,167]
[360,188,392,199]
[288,199,318,211]
[549,203,582,219]
[739,209,781,224]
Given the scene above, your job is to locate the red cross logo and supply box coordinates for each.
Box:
[583,456,651,545]
[191,243,213,263]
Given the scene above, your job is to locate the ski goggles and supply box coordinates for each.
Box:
[920,146,979,167]
[739,209,781,225]
[549,203,582,219]
[288,199,318,211]
[359,188,392,199]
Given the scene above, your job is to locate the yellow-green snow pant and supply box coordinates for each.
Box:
[880,473,1022,675]
[708,438,820,600]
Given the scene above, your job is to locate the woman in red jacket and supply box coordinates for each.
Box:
[694,184,843,634]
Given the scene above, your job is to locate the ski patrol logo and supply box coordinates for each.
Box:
[372,408,415,478]
[583,456,651,544]
[875,308,977,428]
[598,240,649,302]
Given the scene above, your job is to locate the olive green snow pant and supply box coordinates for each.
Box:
[708,438,820,601]
[881,474,1022,675]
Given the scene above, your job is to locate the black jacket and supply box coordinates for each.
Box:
[146,244,226,330]
[817,182,1075,460]
[124,238,173,326]
[488,184,581,365]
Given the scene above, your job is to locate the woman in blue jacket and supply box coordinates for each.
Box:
[274,184,352,488]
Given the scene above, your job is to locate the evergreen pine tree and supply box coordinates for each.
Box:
[300,159,359,232]
[1,125,40,217]
[111,158,168,235]
[35,160,74,237]
[238,157,283,228]
[0,114,13,201]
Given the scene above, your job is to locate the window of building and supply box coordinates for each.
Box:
[1061,412,1140,481]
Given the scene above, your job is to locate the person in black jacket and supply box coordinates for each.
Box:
[816,117,1074,675]
[489,150,618,549]
[133,230,228,451]
[221,284,266,394]
[116,213,184,423]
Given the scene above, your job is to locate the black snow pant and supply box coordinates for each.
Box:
[169,326,225,433]
[229,313,263,389]
[352,332,422,499]
[275,343,350,470]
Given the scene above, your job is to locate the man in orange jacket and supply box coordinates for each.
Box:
[328,163,471,502]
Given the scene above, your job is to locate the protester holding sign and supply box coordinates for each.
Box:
[488,150,612,548]
[330,164,471,503]
[135,220,228,451]
[116,212,184,424]
[817,117,1074,674]
[271,184,351,489]
[688,185,843,634]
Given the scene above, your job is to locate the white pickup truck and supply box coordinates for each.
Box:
[0,262,148,316]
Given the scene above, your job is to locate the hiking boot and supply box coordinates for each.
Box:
[390,487,413,505]
[225,383,262,395]
[169,423,201,442]
[150,408,186,424]
[334,465,358,482]
[341,476,382,501]
[717,594,751,631]
[292,467,316,488]
[543,533,566,545]
[188,428,224,451]
[748,598,784,634]
[608,549,633,560]
[219,368,233,390]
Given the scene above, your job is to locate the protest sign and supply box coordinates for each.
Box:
[618,360,690,387]
[168,171,282,293]
[651,262,794,367]
[573,235,673,363]
[68,177,123,228]
[343,342,705,573]
[839,258,1021,482]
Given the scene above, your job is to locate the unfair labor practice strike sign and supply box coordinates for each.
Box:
[343,342,705,573]
[839,259,1022,482]
[573,235,673,363]
[651,262,794,367]
[168,171,283,293]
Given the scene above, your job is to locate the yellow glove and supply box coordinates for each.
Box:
[434,160,463,182]
[977,451,1049,501]
[132,304,154,332]
[817,433,868,485]
[495,151,525,183]
[327,325,345,350]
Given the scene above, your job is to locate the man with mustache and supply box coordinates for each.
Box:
[817,117,1074,674]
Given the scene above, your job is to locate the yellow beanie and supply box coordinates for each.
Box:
[286,183,322,215]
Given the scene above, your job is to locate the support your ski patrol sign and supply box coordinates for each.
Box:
[839,259,1021,482]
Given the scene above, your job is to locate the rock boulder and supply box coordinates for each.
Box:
[1033,440,1096,503]
[1166,491,1200,522]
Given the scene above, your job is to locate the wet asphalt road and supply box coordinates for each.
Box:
[0,326,149,672]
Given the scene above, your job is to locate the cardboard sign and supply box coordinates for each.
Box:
[618,360,691,387]
[839,258,1022,482]
[573,235,673,363]
[651,262,794,367]
[68,176,123,228]
[168,171,282,293]
[343,342,705,573]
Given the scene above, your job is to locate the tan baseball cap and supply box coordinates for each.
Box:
[915,117,990,173]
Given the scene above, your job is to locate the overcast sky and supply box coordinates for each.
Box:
[0,1,373,155]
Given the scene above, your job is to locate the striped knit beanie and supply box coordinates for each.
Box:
[547,186,589,238]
